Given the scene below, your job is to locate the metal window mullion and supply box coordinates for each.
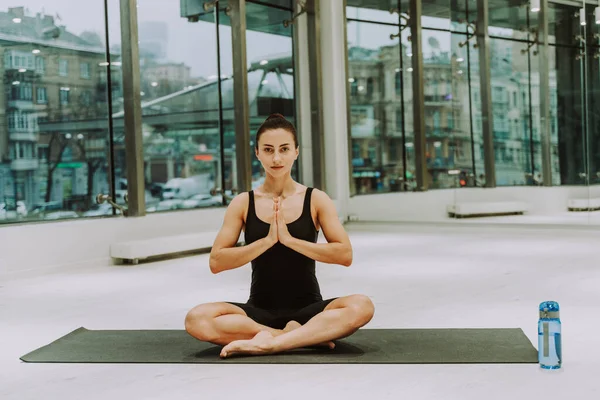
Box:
[103,0,117,214]
[119,0,145,216]
[343,0,355,196]
[228,0,252,193]
[409,0,427,191]
[215,6,227,204]
[476,0,496,188]
[539,0,552,186]
[306,0,325,190]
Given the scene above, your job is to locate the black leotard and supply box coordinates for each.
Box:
[243,187,323,310]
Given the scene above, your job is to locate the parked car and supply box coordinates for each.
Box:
[44,211,79,220]
[180,194,222,209]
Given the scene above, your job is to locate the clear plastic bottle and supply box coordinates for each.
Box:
[538,301,561,369]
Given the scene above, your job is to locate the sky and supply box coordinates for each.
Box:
[6,0,292,77]
[6,1,517,78]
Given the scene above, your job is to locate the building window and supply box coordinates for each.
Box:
[366,77,374,96]
[80,62,90,79]
[59,59,69,76]
[36,87,47,104]
[60,88,70,105]
[8,112,16,130]
[10,83,33,101]
[4,50,34,70]
[38,146,49,161]
[35,57,45,74]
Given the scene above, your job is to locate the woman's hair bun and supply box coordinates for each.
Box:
[266,113,285,121]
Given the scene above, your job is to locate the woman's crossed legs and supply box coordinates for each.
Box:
[185,294,375,358]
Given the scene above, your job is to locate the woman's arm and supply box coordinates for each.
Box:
[279,189,353,266]
[209,193,276,274]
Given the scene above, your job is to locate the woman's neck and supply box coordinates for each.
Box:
[260,175,297,198]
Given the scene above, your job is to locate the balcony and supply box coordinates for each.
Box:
[9,132,38,142]
[11,158,39,171]
[426,127,453,138]
[7,100,44,111]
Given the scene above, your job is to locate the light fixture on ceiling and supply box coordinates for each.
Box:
[530,0,540,13]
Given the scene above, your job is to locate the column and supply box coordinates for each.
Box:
[319,0,350,219]
[293,1,313,187]
[119,0,145,215]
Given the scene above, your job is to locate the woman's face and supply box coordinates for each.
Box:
[255,128,298,177]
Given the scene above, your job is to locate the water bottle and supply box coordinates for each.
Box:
[538,301,562,369]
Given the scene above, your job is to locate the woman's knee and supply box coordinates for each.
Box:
[347,294,375,327]
[184,304,219,340]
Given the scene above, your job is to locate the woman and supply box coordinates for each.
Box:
[185,114,375,358]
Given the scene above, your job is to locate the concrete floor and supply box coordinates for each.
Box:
[1,222,598,399]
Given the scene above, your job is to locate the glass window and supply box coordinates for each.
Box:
[137,0,223,213]
[246,1,297,186]
[347,15,413,194]
[0,3,119,224]
[80,62,90,79]
[59,88,70,105]
[36,87,47,104]
[35,56,45,74]
[59,59,69,76]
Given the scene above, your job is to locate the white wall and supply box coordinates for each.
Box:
[0,208,225,277]
[348,186,599,222]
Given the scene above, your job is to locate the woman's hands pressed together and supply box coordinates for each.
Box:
[275,197,293,246]
[266,197,293,247]
[267,198,279,246]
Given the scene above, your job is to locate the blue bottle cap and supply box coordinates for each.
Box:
[539,301,560,319]
[539,301,559,312]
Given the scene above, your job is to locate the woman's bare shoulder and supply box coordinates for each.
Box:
[225,192,250,218]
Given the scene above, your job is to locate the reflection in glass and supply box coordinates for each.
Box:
[489,38,536,186]
[245,2,296,188]
[1,3,118,223]
[549,5,586,186]
[346,18,414,194]
[587,6,600,186]
[422,28,474,189]
[132,0,296,213]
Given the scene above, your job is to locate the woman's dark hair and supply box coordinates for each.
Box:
[255,113,298,150]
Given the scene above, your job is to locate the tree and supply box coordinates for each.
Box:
[73,137,105,208]
[44,132,69,202]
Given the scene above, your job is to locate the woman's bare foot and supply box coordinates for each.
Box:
[283,320,302,332]
[220,331,276,358]
[283,321,335,350]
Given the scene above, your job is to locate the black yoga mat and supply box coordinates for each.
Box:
[20,327,538,364]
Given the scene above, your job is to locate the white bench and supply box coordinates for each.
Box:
[110,232,240,265]
[447,201,528,218]
[567,198,600,212]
